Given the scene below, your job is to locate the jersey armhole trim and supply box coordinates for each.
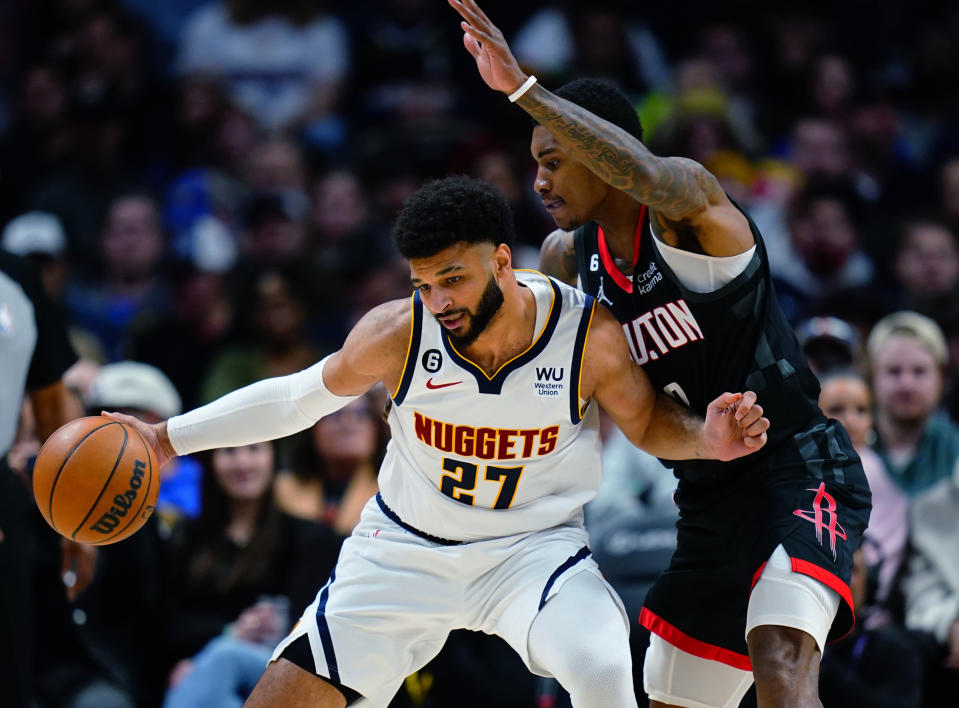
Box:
[570,296,596,424]
[391,291,422,405]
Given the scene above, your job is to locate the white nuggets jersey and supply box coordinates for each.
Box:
[378,270,602,543]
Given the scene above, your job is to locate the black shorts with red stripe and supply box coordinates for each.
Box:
[640,417,872,671]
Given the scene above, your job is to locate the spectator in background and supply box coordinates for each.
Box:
[310,167,392,282]
[938,157,959,237]
[2,210,71,302]
[772,177,878,323]
[818,368,907,610]
[0,60,72,225]
[510,1,671,96]
[176,0,350,138]
[200,267,320,412]
[166,75,231,171]
[302,167,389,349]
[237,190,309,268]
[893,218,959,314]
[130,265,238,410]
[747,116,853,260]
[868,311,959,498]
[347,0,472,176]
[469,147,551,259]
[795,315,861,375]
[900,461,959,706]
[819,548,923,708]
[245,137,307,194]
[161,439,342,708]
[65,191,172,361]
[276,392,384,535]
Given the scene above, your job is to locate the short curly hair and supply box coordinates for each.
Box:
[392,175,515,260]
[539,78,644,142]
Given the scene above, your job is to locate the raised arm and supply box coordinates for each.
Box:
[105,299,413,466]
[538,229,578,286]
[449,0,753,256]
[581,304,768,461]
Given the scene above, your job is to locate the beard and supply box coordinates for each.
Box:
[439,274,505,348]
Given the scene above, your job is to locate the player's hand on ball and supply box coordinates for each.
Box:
[100,410,176,469]
[704,391,769,461]
[448,0,527,96]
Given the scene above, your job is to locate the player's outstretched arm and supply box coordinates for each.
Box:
[104,299,412,466]
[449,0,752,256]
[583,305,768,461]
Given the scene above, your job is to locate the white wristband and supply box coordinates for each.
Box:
[508,75,537,102]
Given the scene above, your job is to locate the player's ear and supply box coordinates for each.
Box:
[493,243,512,273]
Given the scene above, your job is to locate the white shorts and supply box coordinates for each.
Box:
[271,495,626,705]
[644,544,840,708]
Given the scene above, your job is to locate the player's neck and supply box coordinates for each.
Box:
[592,196,645,263]
[460,280,536,376]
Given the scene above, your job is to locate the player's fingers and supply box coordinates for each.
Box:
[744,417,770,438]
[101,410,136,425]
[463,33,481,59]
[734,390,758,420]
[449,0,485,28]
[744,431,768,449]
[460,20,494,47]
[709,392,741,414]
[737,404,764,428]
[458,0,495,29]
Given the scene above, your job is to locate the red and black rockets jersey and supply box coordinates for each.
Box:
[572,202,825,482]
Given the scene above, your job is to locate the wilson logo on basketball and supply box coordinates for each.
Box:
[89,459,147,534]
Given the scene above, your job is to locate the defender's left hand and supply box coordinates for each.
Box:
[704,391,769,461]
[448,0,528,95]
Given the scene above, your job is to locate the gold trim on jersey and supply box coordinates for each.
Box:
[392,291,418,400]
[577,298,597,421]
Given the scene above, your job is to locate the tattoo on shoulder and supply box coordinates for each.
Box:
[540,231,578,285]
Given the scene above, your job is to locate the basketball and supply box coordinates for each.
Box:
[33,416,159,545]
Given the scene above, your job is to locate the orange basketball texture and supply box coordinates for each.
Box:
[33,416,159,545]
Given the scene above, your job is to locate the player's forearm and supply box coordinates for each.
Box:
[166,356,359,456]
[638,393,714,461]
[517,84,713,220]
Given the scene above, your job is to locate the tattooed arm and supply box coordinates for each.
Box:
[539,229,578,286]
[449,0,754,257]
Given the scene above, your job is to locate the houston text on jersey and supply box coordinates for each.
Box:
[622,299,703,365]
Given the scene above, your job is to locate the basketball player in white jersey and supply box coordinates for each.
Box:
[108,176,769,707]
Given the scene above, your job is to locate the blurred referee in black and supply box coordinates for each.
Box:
[0,247,84,706]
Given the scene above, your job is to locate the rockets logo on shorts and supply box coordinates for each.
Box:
[793,483,847,560]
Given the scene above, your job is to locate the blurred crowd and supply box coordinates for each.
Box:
[2,0,959,706]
